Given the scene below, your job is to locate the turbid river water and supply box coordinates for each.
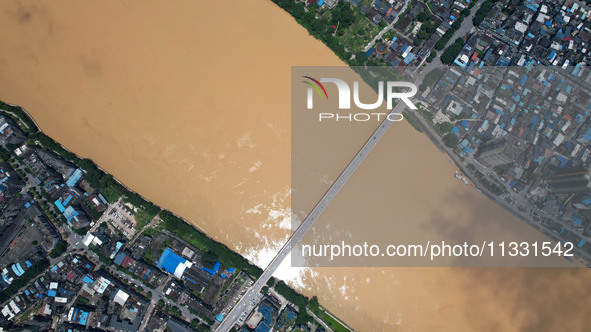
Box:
[1,0,590,330]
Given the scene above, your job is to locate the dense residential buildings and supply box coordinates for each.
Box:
[0,103,345,331]
[476,135,525,167]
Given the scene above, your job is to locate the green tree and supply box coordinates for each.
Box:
[99,173,115,189]
[426,50,436,63]
[76,158,102,187]
[73,226,90,236]
[201,251,217,269]
[266,277,276,288]
[443,133,460,148]
[438,122,454,133]
[441,37,465,64]
[416,12,429,22]
[309,296,320,312]
[355,51,368,65]
[196,325,211,332]
[473,0,494,26]
[49,240,67,258]
[295,309,312,325]
[309,16,328,35]
[331,2,355,29]
[275,280,309,309]
[291,3,305,18]
[425,22,437,34]
[143,201,161,216]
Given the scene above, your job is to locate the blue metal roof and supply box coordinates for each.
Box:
[11,264,23,277]
[112,242,123,257]
[114,253,126,266]
[66,169,84,187]
[202,261,221,276]
[256,304,274,332]
[54,199,66,213]
[79,311,88,325]
[403,53,416,64]
[64,206,79,222]
[156,248,186,275]
[63,194,73,207]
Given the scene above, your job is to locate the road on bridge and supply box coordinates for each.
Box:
[215,95,412,332]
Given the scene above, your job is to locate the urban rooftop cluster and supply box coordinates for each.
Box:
[0,101,350,331]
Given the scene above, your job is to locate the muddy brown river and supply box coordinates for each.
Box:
[1,1,590,330]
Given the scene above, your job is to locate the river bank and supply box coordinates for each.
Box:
[0,102,351,330]
[2,1,591,330]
